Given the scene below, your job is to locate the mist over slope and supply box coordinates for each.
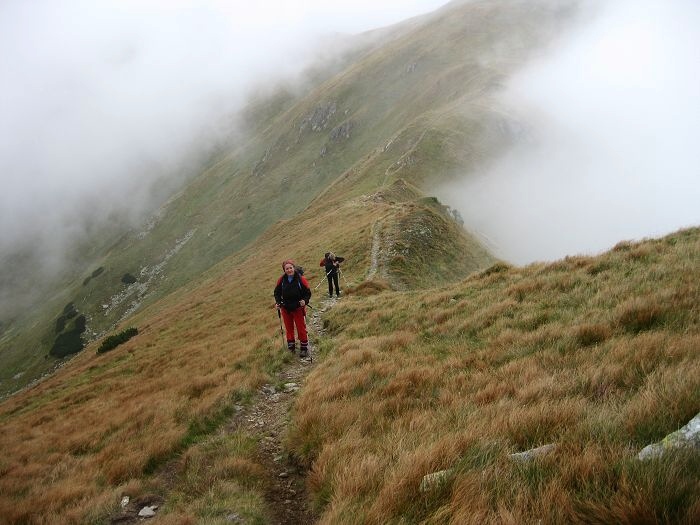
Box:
[0,0,447,317]
[438,0,700,263]
[0,2,698,523]
[0,0,578,395]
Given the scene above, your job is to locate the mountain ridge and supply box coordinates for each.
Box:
[0,0,579,395]
[2,1,698,523]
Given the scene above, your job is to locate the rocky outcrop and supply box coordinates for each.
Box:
[329,120,353,142]
[638,412,700,460]
[252,147,272,176]
[419,468,455,492]
[103,229,197,324]
[509,443,557,463]
[299,101,337,133]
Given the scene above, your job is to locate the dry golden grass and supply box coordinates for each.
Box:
[288,227,700,524]
[0,192,390,523]
[1,184,697,524]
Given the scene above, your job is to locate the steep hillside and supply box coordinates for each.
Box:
[291,227,700,523]
[6,1,695,524]
[0,172,487,522]
[0,0,578,396]
[1,203,697,522]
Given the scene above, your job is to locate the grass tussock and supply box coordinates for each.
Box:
[287,227,700,524]
[344,279,391,297]
[157,432,269,523]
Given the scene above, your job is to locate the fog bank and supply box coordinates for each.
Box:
[438,0,700,264]
[0,0,446,278]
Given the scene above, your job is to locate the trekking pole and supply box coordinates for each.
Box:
[276,307,285,348]
[314,268,334,291]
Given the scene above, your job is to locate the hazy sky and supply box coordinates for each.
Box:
[439,0,700,264]
[0,0,447,270]
[4,0,697,274]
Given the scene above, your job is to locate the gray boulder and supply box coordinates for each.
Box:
[638,412,700,460]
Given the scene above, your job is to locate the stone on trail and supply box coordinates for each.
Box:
[509,443,557,463]
[138,505,157,517]
[419,468,455,492]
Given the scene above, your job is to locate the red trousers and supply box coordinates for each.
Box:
[280,307,307,344]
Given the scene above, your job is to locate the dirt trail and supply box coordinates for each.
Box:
[111,297,336,524]
[237,358,316,524]
[241,296,336,524]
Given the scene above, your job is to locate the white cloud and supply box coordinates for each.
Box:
[439,0,700,264]
[0,0,447,269]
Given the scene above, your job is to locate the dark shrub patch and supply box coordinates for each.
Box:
[63,302,78,319]
[84,267,105,285]
[121,273,137,285]
[50,329,84,358]
[74,315,87,333]
[97,327,138,354]
[55,316,67,333]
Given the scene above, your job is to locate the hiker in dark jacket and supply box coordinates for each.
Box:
[319,252,344,298]
[274,259,311,357]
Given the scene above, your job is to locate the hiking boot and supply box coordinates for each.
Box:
[287,342,296,353]
[299,347,308,358]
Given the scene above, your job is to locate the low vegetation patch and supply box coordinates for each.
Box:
[83,267,105,286]
[97,327,138,354]
[121,273,138,285]
[50,305,87,358]
[345,280,391,297]
[49,328,84,358]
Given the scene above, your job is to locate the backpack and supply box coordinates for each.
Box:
[279,270,304,292]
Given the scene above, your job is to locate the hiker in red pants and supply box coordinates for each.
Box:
[274,259,312,357]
